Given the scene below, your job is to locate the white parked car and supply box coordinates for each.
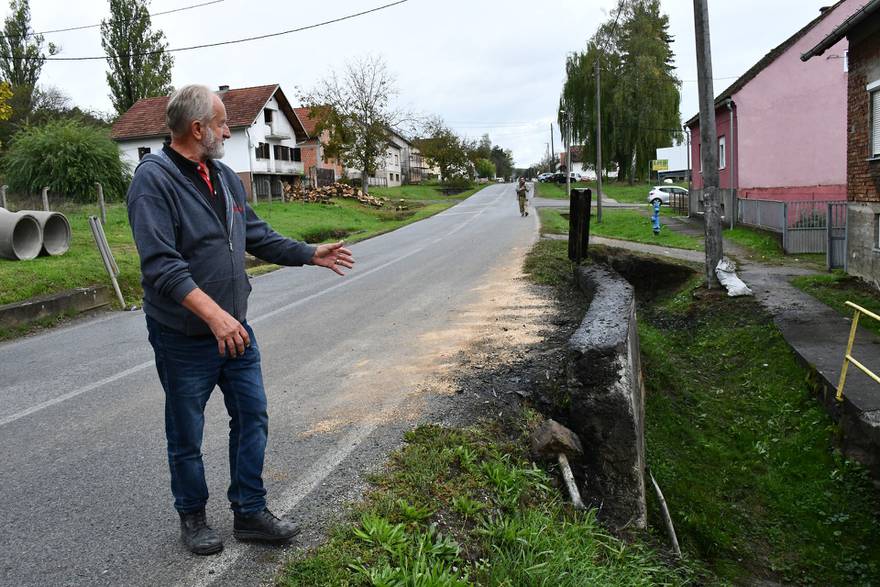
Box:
[647,185,688,205]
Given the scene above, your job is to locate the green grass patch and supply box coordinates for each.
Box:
[724,225,783,260]
[792,272,880,338]
[641,284,880,585]
[279,420,698,586]
[536,181,682,205]
[0,187,484,310]
[367,183,486,202]
[523,239,574,287]
[538,207,703,251]
[537,208,569,236]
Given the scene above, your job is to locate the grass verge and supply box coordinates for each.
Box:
[280,420,698,586]
[538,207,703,251]
[641,281,880,585]
[792,271,880,338]
[0,184,486,309]
[536,181,683,204]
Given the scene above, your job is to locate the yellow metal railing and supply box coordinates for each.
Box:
[837,301,880,401]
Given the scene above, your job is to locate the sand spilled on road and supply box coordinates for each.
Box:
[296,239,557,439]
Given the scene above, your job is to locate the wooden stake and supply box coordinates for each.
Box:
[557,453,585,510]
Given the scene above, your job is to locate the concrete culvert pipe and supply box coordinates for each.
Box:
[0,208,43,260]
[22,210,71,256]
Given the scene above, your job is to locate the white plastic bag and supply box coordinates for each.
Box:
[715,257,753,297]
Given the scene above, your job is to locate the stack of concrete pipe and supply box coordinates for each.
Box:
[0,207,71,260]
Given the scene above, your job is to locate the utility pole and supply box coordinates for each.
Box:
[562,112,571,198]
[595,58,603,223]
[694,0,723,287]
[550,123,556,170]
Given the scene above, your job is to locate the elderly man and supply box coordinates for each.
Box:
[127,84,354,555]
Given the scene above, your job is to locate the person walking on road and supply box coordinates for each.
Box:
[516,177,529,217]
[127,84,355,556]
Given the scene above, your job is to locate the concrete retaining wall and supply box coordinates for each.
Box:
[0,286,111,329]
[566,264,647,529]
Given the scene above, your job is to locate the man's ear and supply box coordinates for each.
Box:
[191,120,204,141]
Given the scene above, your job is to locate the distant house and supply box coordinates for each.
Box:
[388,130,428,185]
[111,84,309,201]
[803,0,880,286]
[654,144,689,183]
[292,106,344,187]
[346,128,425,187]
[686,0,865,215]
[558,146,592,179]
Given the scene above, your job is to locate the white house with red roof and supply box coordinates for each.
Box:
[111,84,310,201]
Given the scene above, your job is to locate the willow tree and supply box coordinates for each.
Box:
[559,0,680,183]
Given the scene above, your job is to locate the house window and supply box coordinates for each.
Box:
[137,147,151,160]
[871,86,880,158]
[255,143,270,159]
[264,109,273,124]
[292,147,302,162]
[718,136,726,170]
[876,214,880,249]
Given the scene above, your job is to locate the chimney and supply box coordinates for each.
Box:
[819,6,830,14]
[218,85,230,93]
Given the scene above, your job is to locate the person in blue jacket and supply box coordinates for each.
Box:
[127,85,354,555]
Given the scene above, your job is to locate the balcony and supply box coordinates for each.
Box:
[265,122,291,140]
[273,160,304,175]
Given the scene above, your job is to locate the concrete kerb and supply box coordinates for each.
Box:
[0,286,111,329]
[565,263,647,529]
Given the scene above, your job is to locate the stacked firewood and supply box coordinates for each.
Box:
[282,182,408,210]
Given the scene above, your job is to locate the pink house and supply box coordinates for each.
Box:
[687,0,864,204]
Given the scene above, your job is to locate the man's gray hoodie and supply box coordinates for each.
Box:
[127,150,316,336]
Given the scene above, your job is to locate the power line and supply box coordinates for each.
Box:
[600,0,626,54]
[0,0,225,40]
[19,0,409,62]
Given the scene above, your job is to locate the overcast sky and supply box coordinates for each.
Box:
[14,0,838,166]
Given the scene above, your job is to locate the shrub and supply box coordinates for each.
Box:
[440,174,471,190]
[2,119,131,202]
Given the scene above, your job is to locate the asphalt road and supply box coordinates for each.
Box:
[0,183,536,586]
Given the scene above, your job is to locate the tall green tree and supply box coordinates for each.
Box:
[489,145,514,181]
[0,0,55,116]
[414,118,471,182]
[101,0,174,115]
[559,0,680,184]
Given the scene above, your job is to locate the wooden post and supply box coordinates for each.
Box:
[96,182,107,225]
[568,188,592,263]
[41,186,50,211]
[0,184,6,210]
[694,0,723,287]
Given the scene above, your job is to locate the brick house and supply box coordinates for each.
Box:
[111,84,310,201]
[803,0,880,286]
[685,0,865,218]
[292,106,344,187]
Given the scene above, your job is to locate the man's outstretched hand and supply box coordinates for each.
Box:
[311,241,355,276]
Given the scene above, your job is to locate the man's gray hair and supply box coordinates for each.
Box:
[166,84,215,137]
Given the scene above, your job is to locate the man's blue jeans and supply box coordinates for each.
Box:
[146,316,268,515]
